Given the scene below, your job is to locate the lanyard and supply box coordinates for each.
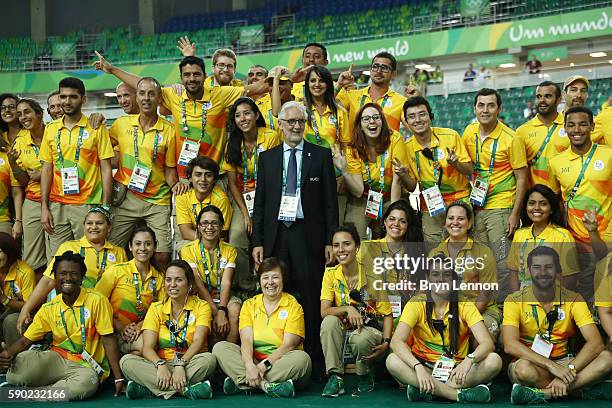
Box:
[568,144,597,203]
[57,126,84,168]
[268,110,275,130]
[338,281,349,306]
[474,135,498,179]
[529,123,558,166]
[59,305,86,354]
[133,126,160,166]
[310,109,340,145]
[532,304,559,340]
[79,247,108,279]
[133,273,157,308]
[360,94,389,109]
[9,280,16,297]
[415,147,440,183]
[198,242,222,298]
[242,142,259,192]
[432,319,452,356]
[181,98,210,142]
[169,310,191,351]
[282,148,302,192]
[519,237,545,279]
[365,150,387,193]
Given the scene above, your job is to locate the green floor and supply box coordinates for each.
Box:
[6,375,604,407]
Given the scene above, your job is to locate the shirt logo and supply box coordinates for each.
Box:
[594,160,605,171]
[83,307,91,320]
[558,128,567,137]
[108,253,116,262]
[188,313,196,324]
[82,130,90,140]
[557,308,566,321]
[0,158,5,166]
[561,167,570,174]
[437,149,445,160]
[278,310,288,320]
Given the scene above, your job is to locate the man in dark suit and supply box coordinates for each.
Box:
[252,101,338,373]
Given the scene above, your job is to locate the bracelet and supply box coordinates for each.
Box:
[218,305,229,314]
[14,219,21,222]
[413,362,422,370]
[1,296,10,306]
[114,378,126,383]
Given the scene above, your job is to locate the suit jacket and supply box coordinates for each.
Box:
[252,140,339,257]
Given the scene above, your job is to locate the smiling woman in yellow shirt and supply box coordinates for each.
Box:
[96,224,165,355]
[120,259,216,400]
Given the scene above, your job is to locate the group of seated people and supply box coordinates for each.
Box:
[0,39,610,404]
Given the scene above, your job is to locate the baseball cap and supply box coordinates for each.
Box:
[563,75,590,91]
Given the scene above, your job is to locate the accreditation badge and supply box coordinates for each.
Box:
[469,177,489,207]
[243,191,255,217]
[423,185,446,216]
[127,163,152,193]
[365,190,383,219]
[278,194,299,222]
[61,167,80,195]
[178,139,200,167]
[431,355,455,383]
[531,334,553,358]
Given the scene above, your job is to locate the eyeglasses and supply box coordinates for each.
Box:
[281,119,306,127]
[361,114,382,123]
[371,63,392,73]
[198,220,221,229]
[0,104,16,112]
[215,63,235,71]
[406,112,430,121]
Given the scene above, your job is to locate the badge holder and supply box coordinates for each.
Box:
[178,139,200,167]
[278,193,299,222]
[531,334,553,358]
[365,190,383,220]
[82,350,105,378]
[61,167,80,195]
[423,185,446,216]
[469,177,489,207]
[243,191,255,217]
[432,355,455,383]
[128,163,152,193]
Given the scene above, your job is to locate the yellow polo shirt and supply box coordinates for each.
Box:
[304,105,351,149]
[161,86,243,178]
[254,94,279,131]
[142,295,212,360]
[592,107,612,146]
[516,113,568,186]
[39,114,114,205]
[345,130,403,200]
[95,259,166,327]
[547,144,612,246]
[594,253,612,307]
[110,114,176,205]
[175,186,232,231]
[507,224,580,284]
[0,151,20,222]
[462,121,527,209]
[1,260,35,302]
[24,288,114,380]
[13,129,42,202]
[204,77,243,92]
[43,237,128,288]
[239,292,305,360]
[337,86,407,132]
[180,239,237,299]
[402,127,471,210]
[291,81,306,103]
[503,285,593,359]
[221,127,282,192]
[399,294,483,363]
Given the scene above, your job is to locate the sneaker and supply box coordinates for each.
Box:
[406,384,432,402]
[223,377,241,395]
[264,379,295,398]
[458,384,491,403]
[581,380,612,400]
[322,374,345,397]
[510,383,547,405]
[184,380,213,400]
[125,380,152,399]
[357,372,375,393]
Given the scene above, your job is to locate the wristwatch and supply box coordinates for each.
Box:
[568,364,576,374]
[262,359,272,371]
[383,338,392,345]
[466,353,475,361]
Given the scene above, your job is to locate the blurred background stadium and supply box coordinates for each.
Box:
[1,0,611,130]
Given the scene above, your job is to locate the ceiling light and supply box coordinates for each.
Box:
[589,52,607,58]
[415,64,431,70]
[570,62,575,67]
[499,63,516,68]
[608,60,612,64]
[555,58,561,62]
[104,92,117,97]
[362,70,370,76]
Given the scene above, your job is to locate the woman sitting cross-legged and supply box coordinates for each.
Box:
[385,255,502,403]
[212,257,312,398]
[120,260,216,400]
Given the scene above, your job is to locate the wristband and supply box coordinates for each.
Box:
[14,219,21,223]
[263,359,272,371]
[1,295,9,306]
[155,359,167,367]
[218,305,229,314]
[114,378,126,383]
[413,362,422,370]
[383,338,391,344]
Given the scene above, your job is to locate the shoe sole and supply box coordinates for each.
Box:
[322,388,345,397]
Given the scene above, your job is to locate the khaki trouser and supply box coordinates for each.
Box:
[110,191,172,252]
[2,312,19,346]
[22,199,49,269]
[473,208,512,302]
[212,341,311,390]
[338,193,348,226]
[421,211,447,250]
[320,315,384,376]
[47,201,89,261]
[345,195,391,240]
[577,251,596,302]
[0,221,11,235]
[228,200,256,291]
[7,349,99,401]
[120,353,216,399]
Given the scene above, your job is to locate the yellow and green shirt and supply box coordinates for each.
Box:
[337,86,407,132]
[503,285,593,359]
[516,113,568,186]
[1,260,35,301]
[594,253,612,308]
[143,295,212,360]
[254,94,278,131]
[24,288,115,380]
[592,107,612,146]
[239,292,305,360]
[304,105,351,149]
[291,81,306,103]
[39,114,114,205]
[401,127,471,211]
[399,294,483,363]
[462,121,527,209]
[0,151,20,222]
[13,129,43,202]
[180,239,237,299]
[110,114,176,205]
[175,186,232,231]
[95,259,166,327]
[548,143,612,246]
[44,237,127,288]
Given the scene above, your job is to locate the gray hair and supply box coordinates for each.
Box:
[278,101,307,120]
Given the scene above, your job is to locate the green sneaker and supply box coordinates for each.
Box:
[183,380,213,400]
[322,374,345,397]
[510,383,547,405]
[223,376,241,395]
[264,379,295,398]
[357,372,375,393]
[406,384,432,402]
[125,380,152,399]
[458,384,491,403]
[581,380,612,400]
